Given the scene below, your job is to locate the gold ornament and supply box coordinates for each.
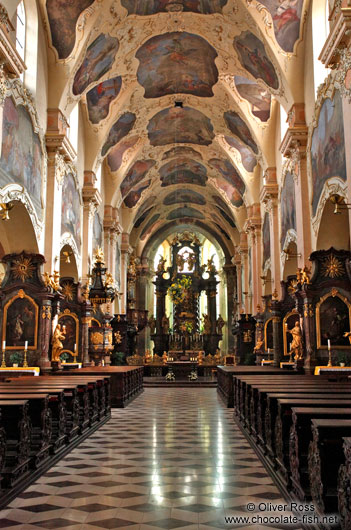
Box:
[11,257,35,282]
[61,281,74,301]
[321,255,344,278]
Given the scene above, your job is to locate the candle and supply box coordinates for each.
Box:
[2,341,5,351]
[24,341,28,351]
[328,339,331,350]
[74,343,77,352]
[289,343,292,351]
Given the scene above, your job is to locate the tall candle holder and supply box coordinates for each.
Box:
[327,339,332,367]
[73,343,77,363]
[23,348,28,368]
[1,349,6,368]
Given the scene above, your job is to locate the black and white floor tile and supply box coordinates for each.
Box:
[0,389,300,529]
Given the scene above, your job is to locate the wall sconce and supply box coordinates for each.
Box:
[61,250,73,263]
[260,275,273,285]
[283,248,301,261]
[0,202,14,220]
[330,194,351,214]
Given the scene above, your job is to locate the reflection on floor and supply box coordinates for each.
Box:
[0,388,300,529]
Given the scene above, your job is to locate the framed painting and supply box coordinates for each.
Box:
[316,290,351,349]
[2,289,38,350]
[58,309,79,357]
[264,317,273,351]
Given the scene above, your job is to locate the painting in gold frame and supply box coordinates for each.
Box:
[264,317,273,351]
[316,290,351,349]
[91,318,101,327]
[283,309,299,356]
[2,289,38,350]
[58,309,79,357]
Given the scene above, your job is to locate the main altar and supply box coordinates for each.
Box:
[149,232,224,360]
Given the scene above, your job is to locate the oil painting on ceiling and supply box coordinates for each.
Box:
[159,158,207,187]
[311,90,346,216]
[101,113,136,157]
[148,107,214,146]
[224,111,258,154]
[209,158,246,196]
[86,77,122,124]
[234,76,271,122]
[136,32,218,98]
[121,0,228,14]
[224,135,257,172]
[140,213,161,241]
[46,0,94,59]
[73,33,119,95]
[258,0,304,53]
[233,31,279,90]
[162,147,202,161]
[120,160,156,198]
[124,181,151,208]
[107,136,138,172]
[163,189,206,206]
[0,97,42,215]
[167,207,205,221]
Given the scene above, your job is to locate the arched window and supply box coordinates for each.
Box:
[16,1,26,72]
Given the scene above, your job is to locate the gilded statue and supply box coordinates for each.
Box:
[94,247,105,264]
[162,351,168,364]
[157,256,166,274]
[343,331,351,345]
[202,313,211,335]
[207,255,216,274]
[216,315,225,334]
[297,266,311,285]
[253,330,264,354]
[105,272,115,288]
[162,314,170,335]
[214,348,221,365]
[128,255,137,276]
[186,252,196,271]
[148,314,156,334]
[176,253,185,271]
[144,349,152,364]
[287,320,304,361]
[51,324,66,362]
[198,350,203,366]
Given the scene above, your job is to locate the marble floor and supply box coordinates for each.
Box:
[0,388,298,530]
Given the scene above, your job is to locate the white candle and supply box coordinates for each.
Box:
[24,341,28,350]
[328,339,331,350]
[2,341,5,350]
[289,343,292,351]
[74,343,77,352]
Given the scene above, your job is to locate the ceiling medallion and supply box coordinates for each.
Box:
[321,255,344,278]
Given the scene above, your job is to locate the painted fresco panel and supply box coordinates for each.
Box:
[160,158,207,187]
[107,136,138,172]
[148,106,214,146]
[258,0,303,53]
[311,90,346,215]
[0,97,43,214]
[73,33,119,95]
[140,213,160,240]
[225,136,257,172]
[121,0,228,14]
[61,173,81,246]
[92,212,103,251]
[120,160,156,198]
[101,113,136,157]
[234,76,271,122]
[124,181,151,208]
[86,77,122,124]
[280,171,296,247]
[208,158,246,195]
[163,189,206,206]
[224,111,258,154]
[136,32,218,98]
[167,207,205,221]
[134,207,154,228]
[233,31,279,90]
[262,212,270,265]
[162,146,202,161]
[217,207,236,228]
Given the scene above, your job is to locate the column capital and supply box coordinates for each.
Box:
[260,167,279,209]
[45,108,76,162]
[319,5,351,67]
[280,104,308,159]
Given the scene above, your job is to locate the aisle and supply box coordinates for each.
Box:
[0,389,290,530]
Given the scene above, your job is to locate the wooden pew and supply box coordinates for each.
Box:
[308,419,351,516]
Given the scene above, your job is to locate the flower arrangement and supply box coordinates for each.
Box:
[168,275,192,305]
[180,321,193,334]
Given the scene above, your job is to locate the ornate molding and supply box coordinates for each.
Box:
[60,232,81,267]
[0,5,25,78]
[280,229,297,269]
[0,183,44,241]
[319,7,351,67]
[311,177,347,236]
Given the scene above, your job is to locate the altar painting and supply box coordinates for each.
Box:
[3,292,38,349]
[311,91,346,216]
[58,311,79,356]
[46,0,94,59]
[263,212,270,265]
[120,160,156,198]
[136,32,218,98]
[61,173,81,246]
[280,172,296,247]
[233,31,279,90]
[258,0,303,53]
[101,112,136,157]
[121,0,228,14]
[224,111,258,154]
[92,212,102,251]
[316,293,351,349]
[86,77,122,124]
[0,97,43,213]
[73,33,119,95]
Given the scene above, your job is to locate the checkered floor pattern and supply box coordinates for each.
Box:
[0,388,300,529]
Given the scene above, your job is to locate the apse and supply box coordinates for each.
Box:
[148,106,214,146]
[101,113,136,157]
[136,32,218,98]
[159,158,208,187]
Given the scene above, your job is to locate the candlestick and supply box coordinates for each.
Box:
[327,346,332,367]
[73,343,77,363]
[2,341,5,351]
[23,342,28,368]
[328,339,331,350]
[1,346,5,368]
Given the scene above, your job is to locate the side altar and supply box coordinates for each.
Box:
[148,232,224,358]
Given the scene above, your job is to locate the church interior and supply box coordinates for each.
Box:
[0,0,350,528]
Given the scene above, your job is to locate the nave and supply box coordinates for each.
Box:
[0,388,289,530]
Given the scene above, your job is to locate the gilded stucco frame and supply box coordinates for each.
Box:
[264,317,273,350]
[58,308,79,356]
[316,289,351,349]
[2,289,38,350]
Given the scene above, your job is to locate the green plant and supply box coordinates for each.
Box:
[60,352,70,362]
[168,275,192,305]
[338,351,349,366]
[9,352,22,365]
[111,351,125,366]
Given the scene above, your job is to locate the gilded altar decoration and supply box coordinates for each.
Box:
[42,306,51,320]
[243,329,253,343]
[216,315,225,334]
[168,275,192,305]
[157,256,167,273]
[287,277,298,295]
[144,349,152,364]
[296,266,311,285]
[162,351,168,364]
[104,272,115,289]
[321,255,344,278]
[91,331,104,345]
[148,314,156,334]
[253,329,264,353]
[10,256,35,283]
[162,314,170,334]
[94,247,105,264]
[206,255,216,274]
[43,271,61,292]
[51,324,66,362]
[114,331,122,344]
[202,313,211,334]
[61,281,74,301]
[180,320,193,334]
[286,321,303,361]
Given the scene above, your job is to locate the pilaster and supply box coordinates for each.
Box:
[120,233,132,314]
[82,170,101,281]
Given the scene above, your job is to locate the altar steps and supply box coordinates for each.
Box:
[143,377,217,388]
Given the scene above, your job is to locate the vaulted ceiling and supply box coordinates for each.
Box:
[42,0,308,255]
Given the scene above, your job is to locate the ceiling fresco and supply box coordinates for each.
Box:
[163,189,206,206]
[224,111,258,154]
[215,222,231,240]
[234,76,271,122]
[217,206,236,228]
[107,136,139,172]
[121,0,228,15]
[124,181,151,208]
[233,31,279,90]
[167,207,205,221]
[101,112,136,157]
[259,0,303,53]
[135,195,157,218]
[73,33,119,95]
[136,32,218,98]
[140,213,161,240]
[46,0,95,59]
[208,158,246,196]
[162,146,203,161]
[148,106,214,146]
[216,178,244,208]
[120,159,156,198]
[134,207,154,228]
[86,77,122,124]
[159,158,208,187]
[224,135,257,172]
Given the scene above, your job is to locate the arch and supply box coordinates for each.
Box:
[60,244,79,281]
[316,198,350,251]
[0,199,39,255]
[282,240,298,280]
[60,234,80,277]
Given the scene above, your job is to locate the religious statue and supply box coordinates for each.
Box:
[186,252,196,271]
[202,313,211,335]
[162,351,168,365]
[162,314,170,335]
[286,320,304,361]
[144,349,152,364]
[148,314,156,334]
[105,272,115,288]
[344,331,351,345]
[198,350,203,366]
[157,256,166,274]
[297,266,311,285]
[214,348,221,365]
[94,247,105,264]
[253,329,264,354]
[128,255,137,277]
[216,315,225,334]
[206,255,216,274]
[51,324,66,362]
[176,253,185,271]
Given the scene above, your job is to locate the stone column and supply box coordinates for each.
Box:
[37,296,54,372]
[233,253,242,317]
[223,264,236,352]
[81,302,93,367]
[82,171,101,281]
[120,234,132,314]
[245,204,262,311]
[280,104,311,268]
[238,232,249,313]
